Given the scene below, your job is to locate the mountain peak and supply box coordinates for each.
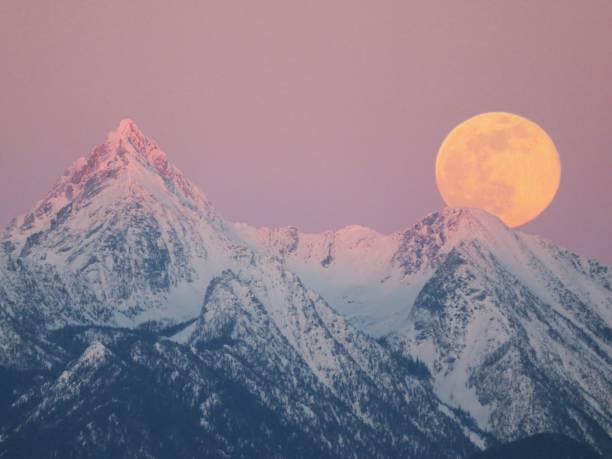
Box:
[426,207,507,230]
[110,118,144,141]
[408,207,511,244]
[391,207,514,276]
[117,117,140,134]
[7,119,212,236]
[104,118,162,162]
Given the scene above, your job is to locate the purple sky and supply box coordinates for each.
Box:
[1,1,611,263]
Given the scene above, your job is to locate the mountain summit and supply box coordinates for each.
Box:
[0,120,610,457]
[2,120,223,327]
[27,119,211,229]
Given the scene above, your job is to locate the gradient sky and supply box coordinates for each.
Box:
[1,1,611,263]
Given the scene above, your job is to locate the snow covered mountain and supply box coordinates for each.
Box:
[0,119,609,457]
[2,119,228,329]
[0,120,481,458]
[237,208,612,454]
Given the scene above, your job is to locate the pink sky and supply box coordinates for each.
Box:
[1,1,611,262]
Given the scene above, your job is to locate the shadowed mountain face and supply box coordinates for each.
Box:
[467,433,603,459]
[0,120,610,457]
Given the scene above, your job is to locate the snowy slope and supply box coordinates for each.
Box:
[0,119,609,456]
[0,120,481,458]
[1,119,247,330]
[236,208,612,454]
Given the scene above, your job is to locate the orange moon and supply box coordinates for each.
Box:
[435,112,561,228]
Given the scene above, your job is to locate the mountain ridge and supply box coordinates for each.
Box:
[0,119,483,458]
[0,119,609,457]
[240,207,611,454]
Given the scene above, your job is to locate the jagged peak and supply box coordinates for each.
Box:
[51,118,163,183]
[53,119,176,200]
[116,117,140,135]
[408,207,509,236]
[104,118,163,161]
[9,119,212,235]
[392,208,516,275]
[108,118,144,143]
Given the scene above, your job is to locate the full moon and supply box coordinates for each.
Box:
[435,112,561,228]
